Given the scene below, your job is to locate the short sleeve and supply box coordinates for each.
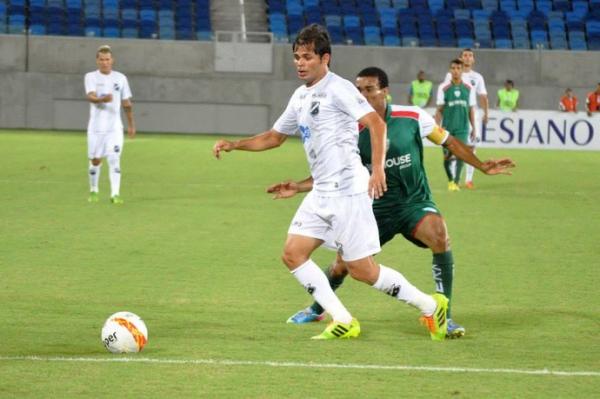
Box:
[332,79,374,121]
[436,85,445,106]
[469,86,477,106]
[84,73,96,95]
[417,108,437,138]
[476,74,488,96]
[273,95,299,135]
[121,75,132,100]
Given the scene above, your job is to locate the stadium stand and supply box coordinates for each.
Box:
[0,0,598,50]
[265,0,600,50]
[0,0,212,40]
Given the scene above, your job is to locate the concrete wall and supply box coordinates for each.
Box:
[1,34,599,134]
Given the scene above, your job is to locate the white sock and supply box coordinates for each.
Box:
[107,155,121,197]
[89,162,100,192]
[373,264,436,316]
[450,159,456,180]
[291,259,353,323]
[465,164,475,182]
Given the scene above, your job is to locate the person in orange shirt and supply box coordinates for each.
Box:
[559,88,578,112]
[586,83,600,116]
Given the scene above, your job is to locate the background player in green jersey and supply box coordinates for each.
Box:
[269,67,514,338]
[435,59,477,192]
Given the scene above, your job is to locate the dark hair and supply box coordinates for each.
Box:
[293,24,332,58]
[506,79,514,85]
[356,66,389,89]
[461,48,473,55]
[451,58,463,66]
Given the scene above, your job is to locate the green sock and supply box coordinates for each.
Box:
[432,251,454,319]
[454,160,464,184]
[309,265,347,314]
[443,159,454,181]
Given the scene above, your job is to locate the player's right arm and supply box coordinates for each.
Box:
[213,129,288,159]
[214,90,299,159]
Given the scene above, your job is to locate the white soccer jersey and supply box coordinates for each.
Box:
[443,70,487,109]
[273,72,375,197]
[85,70,132,134]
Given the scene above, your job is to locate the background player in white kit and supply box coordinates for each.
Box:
[85,45,136,204]
[442,49,488,189]
[213,24,448,341]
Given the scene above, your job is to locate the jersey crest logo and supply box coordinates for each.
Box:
[454,90,461,97]
[310,101,320,116]
[471,79,476,86]
[113,83,120,91]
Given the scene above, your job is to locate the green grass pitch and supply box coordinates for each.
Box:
[0,130,598,398]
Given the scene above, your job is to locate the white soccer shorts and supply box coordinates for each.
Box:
[87,131,124,159]
[288,191,381,262]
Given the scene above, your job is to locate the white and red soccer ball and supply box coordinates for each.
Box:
[101,311,148,353]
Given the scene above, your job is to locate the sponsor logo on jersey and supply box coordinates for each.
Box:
[385,154,412,169]
[310,101,320,116]
[448,99,468,107]
[299,125,311,143]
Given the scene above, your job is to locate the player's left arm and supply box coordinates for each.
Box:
[477,75,489,124]
[122,98,136,138]
[429,128,514,175]
[266,176,314,199]
[359,111,387,199]
[480,94,489,124]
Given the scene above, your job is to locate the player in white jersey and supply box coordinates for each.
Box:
[442,49,488,189]
[85,45,136,204]
[212,24,449,341]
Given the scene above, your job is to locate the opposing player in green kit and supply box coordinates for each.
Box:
[436,59,477,192]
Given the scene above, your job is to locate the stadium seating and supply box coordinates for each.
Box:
[0,0,598,51]
[0,0,211,40]
[263,0,600,51]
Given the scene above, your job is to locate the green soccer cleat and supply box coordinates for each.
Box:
[88,192,99,203]
[419,293,448,341]
[311,318,360,340]
[110,195,124,204]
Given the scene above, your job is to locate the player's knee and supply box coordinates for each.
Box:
[281,249,305,269]
[91,158,102,166]
[430,232,450,252]
[330,261,348,279]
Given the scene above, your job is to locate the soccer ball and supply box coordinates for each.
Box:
[101,311,148,353]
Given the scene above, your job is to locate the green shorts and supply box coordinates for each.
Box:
[375,201,441,248]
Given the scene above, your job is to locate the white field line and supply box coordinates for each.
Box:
[0,355,598,377]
